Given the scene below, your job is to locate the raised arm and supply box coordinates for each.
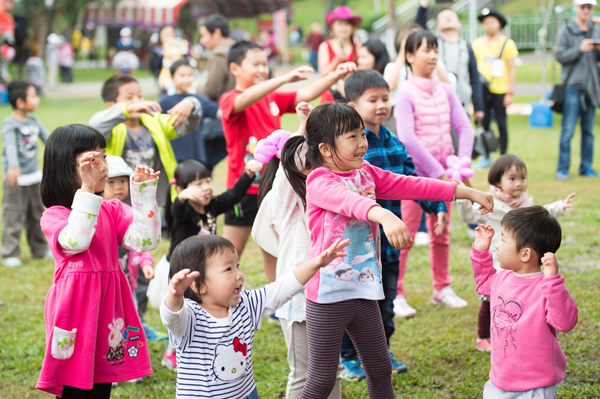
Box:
[88,103,129,140]
[295,62,356,104]
[540,253,578,332]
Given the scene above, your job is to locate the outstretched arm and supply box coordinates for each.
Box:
[295,62,356,104]
[541,253,578,332]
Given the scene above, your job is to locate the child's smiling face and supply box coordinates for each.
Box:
[350,87,391,133]
[115,82,144,107]
[232,48,269,89]
[200,249,245,310]
[320,127,368,172]
[172,65,195,94]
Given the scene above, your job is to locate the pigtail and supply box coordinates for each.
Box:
[165,188,174,239]
[257,157,280,208]
[280,135,312,209]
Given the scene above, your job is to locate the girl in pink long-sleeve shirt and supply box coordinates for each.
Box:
[394,30,476,314]
[471,207,578,398]
[296,103,493,399]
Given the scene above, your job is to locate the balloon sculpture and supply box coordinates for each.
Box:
[253,130,292,163]
[445,155,475,181]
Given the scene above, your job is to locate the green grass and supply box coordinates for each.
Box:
[516,60,563,84]
[8,65,153,84]
[1,99,599,397]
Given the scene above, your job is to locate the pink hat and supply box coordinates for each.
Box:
[325,6,362,29]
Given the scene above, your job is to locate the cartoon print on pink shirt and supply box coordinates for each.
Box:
[107,318,125,365]
[492,295,525,357]
[213,337,248,381]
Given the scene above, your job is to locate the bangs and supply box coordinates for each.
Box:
[175,160,211,188]
[327,102,365,137]
[71,125,107,154]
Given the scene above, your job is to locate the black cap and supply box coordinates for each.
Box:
[478,8,507,28]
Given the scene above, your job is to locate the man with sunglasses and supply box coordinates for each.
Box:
[555,0,600,180]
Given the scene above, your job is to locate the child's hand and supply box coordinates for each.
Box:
[131,165,161,183]
[541,253,559,278]
[451,178,466,187]
[177,185,205,203]
[169,268,200,296]
[562,192,576,210]
[142,264,154,280]
[283,66,313,83]
[456,186,494,215]
[314,238,350,268]
[382,217,413,250]
[334,62,357,80]
[78,151,107,193]
[4,166,21,187]
[168,98,195,128]
[126,101,162,119]
[473,225,494,252]
[296,102,313,134]
[433,212,448,236]
[245,160,263,177]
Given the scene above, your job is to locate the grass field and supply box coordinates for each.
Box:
[0,97,599,398]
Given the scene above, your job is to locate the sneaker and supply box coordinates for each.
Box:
[43,250,54,260]
[476,338,492,352]
[414,232,430,246]
[2,257,22,267]
[579,168,599,177]
[112,382,119,388]
[127,378,144,383]
[555,171,569,180]
[432,286,468,308]
[143,323,167,342]
[340,359,366,381]
[393,295,417,318]
[267,314,281,325]
[389,352,408,374]
[162,348,177,371]
[474,156,493,170]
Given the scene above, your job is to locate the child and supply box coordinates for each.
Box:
[219,40,355,272]
[471,209,578,398]
[336,69,451,380]
[160,234,349,399]
[25,50,46,95]
[36,124,161,397]
[89,74,203,207]
[395,30,475,312]
[294,102,493,398]
[456,154,576,352]
[1,80,51,268]
[158,60,223,171]
[157,158,261,370]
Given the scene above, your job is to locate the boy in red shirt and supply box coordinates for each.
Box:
[220,40,355,280]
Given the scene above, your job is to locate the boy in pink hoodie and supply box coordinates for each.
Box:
[470,206,578,398]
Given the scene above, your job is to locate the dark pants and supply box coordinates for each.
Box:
[482,85,508,155]
[558,86,596,174]
[478,299,491,339]
[341,248,399,360]
[136,270,150,320]
[58,383,112,399]
[60,66,73,83]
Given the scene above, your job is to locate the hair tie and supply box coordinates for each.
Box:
[170,178,177,185]
[253,130,292,164]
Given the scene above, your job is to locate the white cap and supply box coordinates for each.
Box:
[120,27,132,37]
[150,33,159,43]
[573,0,596,5]
[107,156,134,178]
[47,33,61,44]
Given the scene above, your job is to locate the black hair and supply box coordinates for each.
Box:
[404,30,438,69]
[202,14,230,38]
[501,206,562,265]
[257,156,280,208]
[335,267,353,277]
[488,154,527,187]
[165,160,211,238]
[169,235,237,305]
[228,40,263,66]
[344,69,389,102]
[360,40,390,75]
[41,124,107,208]
[7,80,33,109]
[101,75,139,103]
[158,25,174,45]
[170,59,192,76]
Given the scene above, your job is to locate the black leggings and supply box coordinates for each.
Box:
[482,85,508,155]
[58,383,112,399]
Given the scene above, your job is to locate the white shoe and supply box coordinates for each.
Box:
[393,295,417,318]
[43,250,54,260]
[2,257,22,267]
[432,286,468,308]
[414,232,430,246]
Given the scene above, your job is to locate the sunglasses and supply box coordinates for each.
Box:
[580,4,594,9]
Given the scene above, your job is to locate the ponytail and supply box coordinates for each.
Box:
[280,135,313,209]
[257,156,280,208]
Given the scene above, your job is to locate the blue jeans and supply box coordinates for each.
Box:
[309,50,319,72]
[558,86,596,173]
[243,387,259,399]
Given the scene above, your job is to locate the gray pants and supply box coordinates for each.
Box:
[1,182,48,259]
[483,380,558,399]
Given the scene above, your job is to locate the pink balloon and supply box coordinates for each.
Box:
[445,155,474,181]
[253,130,292,163]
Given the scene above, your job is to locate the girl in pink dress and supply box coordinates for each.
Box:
[36,124,161,398]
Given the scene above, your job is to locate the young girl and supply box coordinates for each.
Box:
[36,124,161,398]
[394,30,475,316]
[155,158,261,369]
[294,102,493,398]
[357,40,390,75]
[160,235,349,399]
[456,154,575,351]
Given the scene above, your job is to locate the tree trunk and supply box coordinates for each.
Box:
[386,0,396,30]
[35,16,49,59]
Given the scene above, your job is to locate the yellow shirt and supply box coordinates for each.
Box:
[472,35,518,94]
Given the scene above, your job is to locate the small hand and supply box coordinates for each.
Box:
[541,253,559,278]
[438,174,449,181]
[382,216,413,250]
[126,101,162,119]
[78,151,106,192]
[473,225,494,252]
[178,185,206,203]
[462,176,472,188]
[503,93,513,108]
[434,212,448,236]
[245,159,263,176]
[4,166,21,187]
[335,62,357,80]
[168,98,195,128]
[562,192,576,210]
[314,238,350,268]
[169,268,200,296]
[131,164,161,183]
[471,189,494,215]
[474,111,485,122]
[296,101,313,126]
[142,264,154,280]
[284,66,314,83]
[350,252,375,266]
[580,38,595,53]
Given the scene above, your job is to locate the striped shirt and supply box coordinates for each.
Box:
[160,272,304,399]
